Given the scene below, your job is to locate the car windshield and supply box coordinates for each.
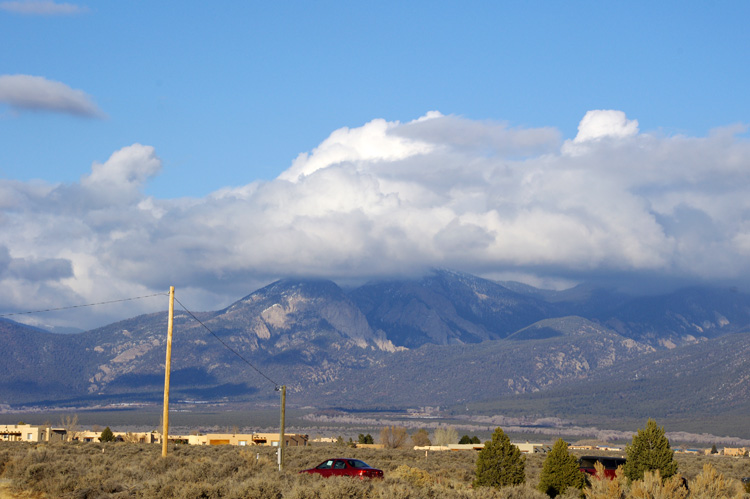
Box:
[347,460,370,469]
[579,457,625,469]
[316,460,334,469]
[606,458,626,468]
[579,458,597,468]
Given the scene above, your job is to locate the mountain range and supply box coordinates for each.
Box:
[2,269,749,434]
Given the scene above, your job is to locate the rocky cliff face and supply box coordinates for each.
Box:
[349,269,556,347]
[598,287,750,347]
[1,272,750,417]
[214,279,400,352]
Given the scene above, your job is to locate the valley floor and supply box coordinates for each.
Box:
[1,441,749,498]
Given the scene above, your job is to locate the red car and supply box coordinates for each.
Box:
[300,458,384,479]
[578,456,626,479]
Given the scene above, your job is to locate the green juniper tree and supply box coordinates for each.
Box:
[473,427,525,488]
[623,419,678,481]
[100,426,115,443]
[537,438,586,497]
[459,435,482,444]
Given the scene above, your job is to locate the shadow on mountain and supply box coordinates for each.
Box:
[107,368,219,389]
[174,383,257,399]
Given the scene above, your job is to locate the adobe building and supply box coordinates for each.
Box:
[0,424,66,442]
[414,442,547,453]
[72,430,159,443]
[0,423,306,448]
[723,447,749,457]
[167,432,308,447]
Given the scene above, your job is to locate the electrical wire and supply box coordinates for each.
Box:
[0,290,281,389]
[174,297,280,389]
[0,293,168,319]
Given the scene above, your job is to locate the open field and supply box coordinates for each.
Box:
[1,441,749,498]
[5,406,750,450]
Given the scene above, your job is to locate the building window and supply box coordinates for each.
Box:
[239,441,247,446]
[27,433,33,440]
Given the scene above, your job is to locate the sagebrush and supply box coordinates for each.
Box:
[0,441,749,498]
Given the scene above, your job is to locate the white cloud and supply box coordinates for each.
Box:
[2,111,750,329]
[563,109,639,156]
[574,110,639,142]
[0,1,85,15]
[80,144,162,205]
[0,74,103,117]
[278,114,439,182]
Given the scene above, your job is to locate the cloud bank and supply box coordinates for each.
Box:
[2,111,749,329]
[0,75,103,117]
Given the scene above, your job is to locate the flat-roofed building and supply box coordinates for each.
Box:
[71,430,160,443]
[167,432,308,447]
[724,447,749,457]
[0,424,65,442]
[414,442,547,453]
[0,424,305,447]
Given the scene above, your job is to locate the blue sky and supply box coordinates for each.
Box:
[3,1,748,196]
[1,1,750,329]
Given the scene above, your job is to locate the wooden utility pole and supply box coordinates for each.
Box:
[162,286,175,458]
[278,385,286,471]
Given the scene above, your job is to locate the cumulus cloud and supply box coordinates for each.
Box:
[574,110,639,142]
[79,144,162,205]
[2,111,750,329]
[0,1,86,15]
[278,114,439,182]
[0,74,103,117]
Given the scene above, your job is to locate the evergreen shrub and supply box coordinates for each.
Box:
[474,427,526,489]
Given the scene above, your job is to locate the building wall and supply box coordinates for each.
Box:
[71,430,159,443]
[414,442,546,453]
[169,432,308,447]
[0,424,47,442]
[0,424,305,448]
[723,447,749,457]
[46,428,68,442]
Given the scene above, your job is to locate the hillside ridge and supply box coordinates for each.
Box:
[1,270,749,431]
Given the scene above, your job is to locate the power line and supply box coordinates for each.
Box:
[0,292,168,319]
[0,290,280,389]
[173,297,280,389]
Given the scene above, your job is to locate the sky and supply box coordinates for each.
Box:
[1,1,749,330]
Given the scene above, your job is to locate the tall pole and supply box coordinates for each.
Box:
[278,385,286,471]
[162,286,175,458]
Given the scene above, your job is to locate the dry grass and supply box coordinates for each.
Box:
[0,442,748,498]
